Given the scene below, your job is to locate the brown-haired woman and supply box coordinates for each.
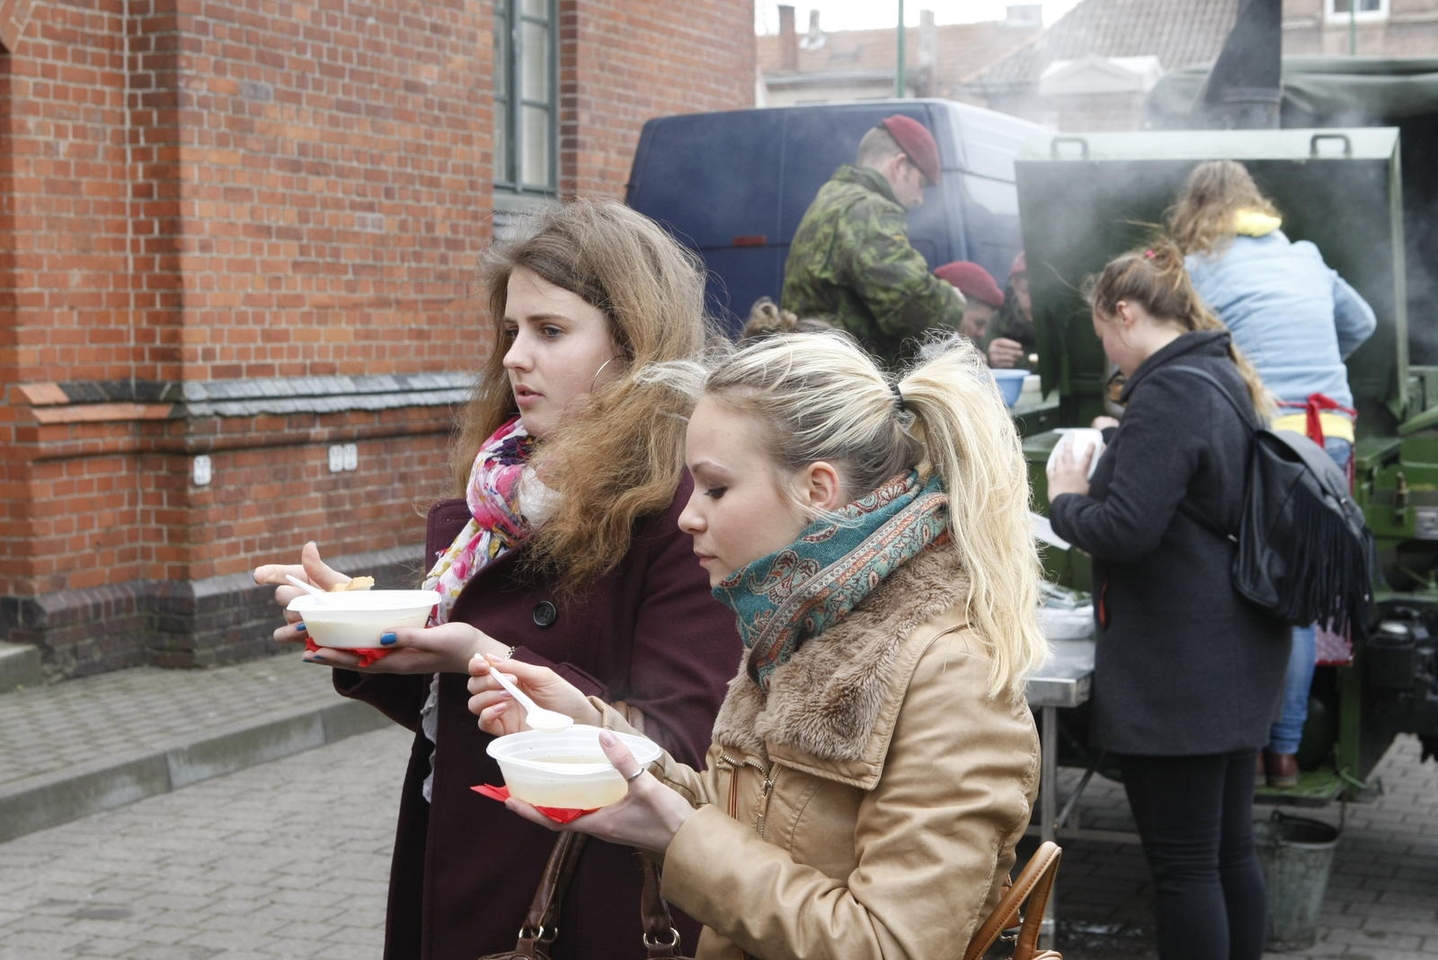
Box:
[253,199,741,959]
[1045,242,1289,960]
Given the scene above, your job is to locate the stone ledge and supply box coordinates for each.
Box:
[0,641,42,694]
[13,373,477,420]
[0,544,425,681]
[0,699,386,843]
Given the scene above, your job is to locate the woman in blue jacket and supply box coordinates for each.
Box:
[1169,160,1376,787]
[1047,242,1289,960]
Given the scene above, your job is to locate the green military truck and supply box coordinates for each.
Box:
[1019,55,1438,802]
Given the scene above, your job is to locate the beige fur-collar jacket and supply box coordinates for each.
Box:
[599,547,1041,960]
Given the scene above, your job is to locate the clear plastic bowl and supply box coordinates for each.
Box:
[487,725,663,809]
[286,589,440,648]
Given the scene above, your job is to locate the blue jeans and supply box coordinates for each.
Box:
[1268,436,1353,755]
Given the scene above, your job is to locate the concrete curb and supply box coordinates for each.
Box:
[0,698,387,843]
[0,641,42,695]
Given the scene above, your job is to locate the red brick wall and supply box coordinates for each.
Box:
[558,0,756,197]
[0,0,754,677]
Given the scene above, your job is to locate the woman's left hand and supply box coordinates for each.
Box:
[1046,439,1094,501]
[504,729,695,854]
[304,622,509,674]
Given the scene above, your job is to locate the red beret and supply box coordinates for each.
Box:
[879,115,941,186]
[934,261,1005,308]
[1009,250,1027,279]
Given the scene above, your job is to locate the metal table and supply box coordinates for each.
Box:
[1026,637,1095,841]
[1024,635,1095,948]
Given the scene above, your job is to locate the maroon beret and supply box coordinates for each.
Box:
[879,115,941,186]
[1009,250,1027,279]
[934,261,1005,308]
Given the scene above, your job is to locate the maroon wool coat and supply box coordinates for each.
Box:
[334,476,741,960]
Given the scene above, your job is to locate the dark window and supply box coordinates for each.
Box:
[1328,0,1387,15]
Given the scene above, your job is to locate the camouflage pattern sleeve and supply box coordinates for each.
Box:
[840,196,966,344]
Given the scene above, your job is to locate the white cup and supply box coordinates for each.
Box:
[1047,428,1106,480]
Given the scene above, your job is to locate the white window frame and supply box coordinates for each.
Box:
[494,0,558,197]
[1324,0,1390,23]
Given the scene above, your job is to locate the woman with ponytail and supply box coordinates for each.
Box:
[1046,242,1289,960]
[469,330,1045,959]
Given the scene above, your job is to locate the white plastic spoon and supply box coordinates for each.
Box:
[285,573,326,597]
[489,667,574,733]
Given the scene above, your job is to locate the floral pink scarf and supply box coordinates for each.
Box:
[423,417,548,624]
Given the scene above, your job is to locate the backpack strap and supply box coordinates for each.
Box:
[1167,364,1257,541]
[1168,364,1260,435]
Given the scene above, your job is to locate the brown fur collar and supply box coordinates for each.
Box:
[711,547,969,764]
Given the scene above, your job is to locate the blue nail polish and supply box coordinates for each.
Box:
[307,655,326,663]
[294,621,306,633]
[380,632,397,646]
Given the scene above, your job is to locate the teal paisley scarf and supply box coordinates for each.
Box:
[715,470,949,693]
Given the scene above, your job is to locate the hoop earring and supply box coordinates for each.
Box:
[592,356,620,389]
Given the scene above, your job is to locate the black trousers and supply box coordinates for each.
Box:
[1116,749,1267,960]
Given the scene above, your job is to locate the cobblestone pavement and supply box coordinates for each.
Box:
[1,653,1435,959]
[1047,733,1438,959]
[0,724,410,960]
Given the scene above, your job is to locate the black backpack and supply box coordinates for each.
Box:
[1173,365,1375,634]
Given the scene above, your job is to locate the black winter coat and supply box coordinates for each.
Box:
[1049,331,1289,756]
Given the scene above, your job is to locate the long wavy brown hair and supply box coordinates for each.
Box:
[1087,241,1275,419]
[453,199,710,589]
[1167,159,1281,257]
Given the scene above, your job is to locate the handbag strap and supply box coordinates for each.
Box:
[963,841,1063,960]
[638,857,688,959]
[514,832,589,953]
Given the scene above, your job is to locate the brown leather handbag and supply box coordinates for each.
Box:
[963,840,1064,960]
[477,832,695,960]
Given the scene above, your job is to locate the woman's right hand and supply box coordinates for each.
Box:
[251,541,350,646]
[468,654,601,735]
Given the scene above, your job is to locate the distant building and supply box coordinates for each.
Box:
[757,4,1042,106]
[0,0,754,680]
[962,0,1438,131]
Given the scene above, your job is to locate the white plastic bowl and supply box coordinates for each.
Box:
[1037,604,1095,641]
[286,589,439,649]
[487,725,663,809]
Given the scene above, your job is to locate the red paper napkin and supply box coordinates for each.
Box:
[472,784,595,823]
[303,636,393,668]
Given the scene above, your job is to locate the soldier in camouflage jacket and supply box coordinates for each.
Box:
[781,117,965,368]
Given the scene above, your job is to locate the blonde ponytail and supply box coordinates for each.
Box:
[678,330,1047,700]
[900,336,1049,699]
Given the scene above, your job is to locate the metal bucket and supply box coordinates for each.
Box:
[1253,811,1340,951]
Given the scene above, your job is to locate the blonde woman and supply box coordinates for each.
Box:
[470,331,1045,959]
[1169,159,1375,786]
[254,200,741,960]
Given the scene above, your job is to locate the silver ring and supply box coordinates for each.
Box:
[623,767,645,783]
